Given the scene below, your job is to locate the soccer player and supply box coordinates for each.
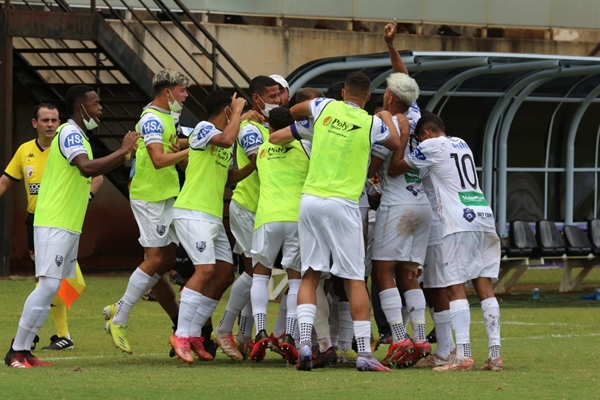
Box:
[248,107,310,364]
[169,90,256,363]
[270,72,401,372]
[215,76,280,359]
[0,104,103,351]
[104,69,190,353]
[368,19,433,368]
[4,85,139,368]
[270,74,290,107]
[391,111,503,372]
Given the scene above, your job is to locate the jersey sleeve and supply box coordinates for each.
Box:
[4,145,23,181]
[237,124,264,157]
[308,98,334,120]
[405,139,437,170]
[138,113,165,146]
[371,142,390,160]
[406,102,421,135]
[59,126,89,163]
[370,116,391,144]
[290,118,314,141]
[189,121,222,150]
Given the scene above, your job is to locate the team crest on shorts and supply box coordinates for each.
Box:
[157,225,166,236]
[463,207,476,223]
[196,241,206,253]
[55,255,64,267]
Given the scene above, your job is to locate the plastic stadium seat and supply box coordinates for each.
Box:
[563,226,592,256]
[588,219,600,256]
[535,220,566,257]
[507,221,538,257]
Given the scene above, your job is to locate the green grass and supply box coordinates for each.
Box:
[0,269,599,399]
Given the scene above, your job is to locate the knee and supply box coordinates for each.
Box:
[37,276,62,300]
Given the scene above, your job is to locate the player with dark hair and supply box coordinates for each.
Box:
[270,72,400,372]
[215,75,281,360]
[169,90,257,363]
[5,85,138,368]
[390,110,503,372]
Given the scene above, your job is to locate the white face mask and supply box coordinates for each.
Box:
[167,89,182,112]
[258,95,278,118]
[171,111,180,125]
[80,105,98,130]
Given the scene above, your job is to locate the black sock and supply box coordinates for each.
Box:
[201,325,213,340]
[171,315,178,332]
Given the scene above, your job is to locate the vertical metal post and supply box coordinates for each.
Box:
[90,0,96,13]
[212,44,217,91]
[0,34,13,276]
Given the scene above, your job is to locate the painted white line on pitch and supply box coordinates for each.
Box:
[43,353,164,361]
[501,321,592,327]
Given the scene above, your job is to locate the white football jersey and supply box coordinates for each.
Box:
[405,135,496,237]
[371,103,427,206]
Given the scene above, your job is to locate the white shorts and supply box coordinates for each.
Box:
[229,200,255,257]
[428,218,443,246]
[364,209,376,277]
[173,219,233,265]
[34,227,79,279]
[130,198,178,248]
[442,231,501,286]
[372,204,432,265]
[421,244,446,288]
[299,195,365,281]
[251,222,300,272]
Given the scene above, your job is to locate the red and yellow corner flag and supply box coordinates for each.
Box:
[56,262,86,309]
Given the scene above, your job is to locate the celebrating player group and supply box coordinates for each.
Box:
[4,20,503,373]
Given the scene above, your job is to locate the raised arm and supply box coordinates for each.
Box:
[211,93,247,148]
[72,131,139,178]
[388,113,412,177]
[384,18,409,75]
[290,100,312,121]
[269,126,295,145]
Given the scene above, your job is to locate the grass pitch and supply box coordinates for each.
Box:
[0,268,599,399]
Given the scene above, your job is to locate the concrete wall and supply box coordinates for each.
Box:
[106,21,599,89]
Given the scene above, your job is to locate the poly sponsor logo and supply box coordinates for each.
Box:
[327,118,360,132]
[259,149,267,158]
[28,183,40,195]
[64,133,83,148]
[463,208,476,223]
[323,116,333,126]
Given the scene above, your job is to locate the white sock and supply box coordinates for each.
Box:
[113,269,156,325]
[379,288,406,343]
[13,277,61,351]
[433,310,454,359]
[401,306,409,332]
[337,301,353,351]
[297,303,316,347]
[286,279,301,341]
[314,282,331,341]
[481,297,501,359]
[272,294,287,338]
[404,289,427,344]
[189,296,219,337]
[450,299,471,359]
[175,287,202,337]
[239,301,254,341]
[251,274,270,333]
[354,320,372,357]
[218,272,252,333]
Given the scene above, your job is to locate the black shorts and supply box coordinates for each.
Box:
[25,213,35,252]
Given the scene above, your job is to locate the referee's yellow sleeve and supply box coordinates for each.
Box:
[4,145,23,181]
